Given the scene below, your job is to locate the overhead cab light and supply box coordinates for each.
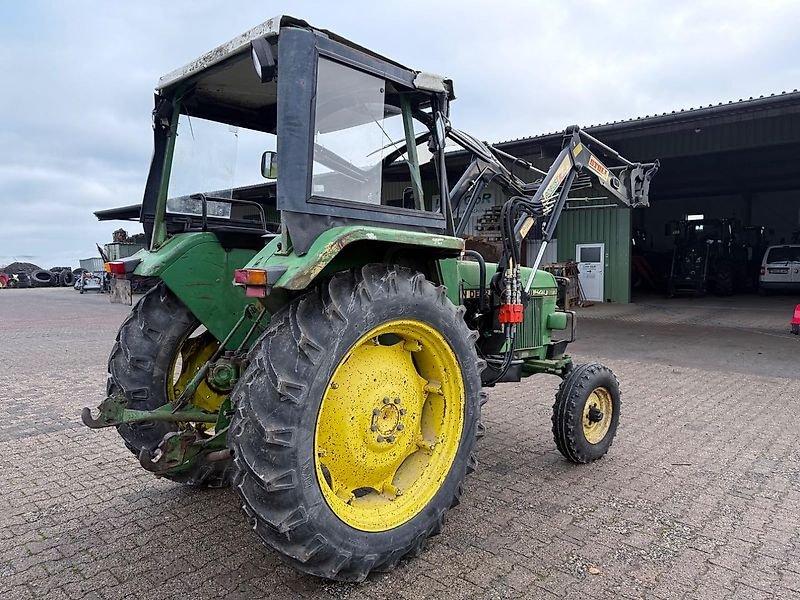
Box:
[250,37,276,83]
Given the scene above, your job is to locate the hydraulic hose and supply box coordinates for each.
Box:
[485,324,516,386]
[463,250,487,314]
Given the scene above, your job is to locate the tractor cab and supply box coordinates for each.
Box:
[142,16,455,254]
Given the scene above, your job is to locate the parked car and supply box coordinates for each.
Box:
[759,244,800,293]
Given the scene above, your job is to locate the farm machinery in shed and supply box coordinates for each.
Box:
[82,16,658,581]
[666,217,766,297]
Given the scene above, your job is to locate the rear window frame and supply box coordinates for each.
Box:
[765,246,800,263]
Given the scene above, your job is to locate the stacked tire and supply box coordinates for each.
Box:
[31,270,55,288]
[60,269,74,287]
[49,268,61,287]
[49,267,74,287]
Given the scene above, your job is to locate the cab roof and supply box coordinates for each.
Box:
[157,15,451,96]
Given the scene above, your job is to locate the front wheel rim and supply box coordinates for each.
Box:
[582,386,613,444]
[315,319,465,532]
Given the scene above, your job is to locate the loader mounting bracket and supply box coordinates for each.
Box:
[520,355,574,378]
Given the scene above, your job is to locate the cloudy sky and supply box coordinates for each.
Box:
[1,0,799,268]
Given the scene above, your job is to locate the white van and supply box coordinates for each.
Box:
[759,245,800,292]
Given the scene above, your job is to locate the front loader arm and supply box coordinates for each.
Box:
[502,126,659,286]
[447,124,658,251]
[446,124,658,385]
[571,127,659,210]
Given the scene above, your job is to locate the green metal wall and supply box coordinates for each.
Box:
[556,207,632,303]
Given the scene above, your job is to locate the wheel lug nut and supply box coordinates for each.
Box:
[383,397,391,404]
[399,409,407,415]
[373,408,380,415]
[396,424,404,432]
[371,425,378,432]
[376,435,385,443]
[394,398,401,404]
[387,435,396,443]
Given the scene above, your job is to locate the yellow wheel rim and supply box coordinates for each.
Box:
[315,319,465,532]
[582,387,613,444]
[167,328,226,414]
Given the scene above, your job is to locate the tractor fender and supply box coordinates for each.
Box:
[133,232,217,277]
[133,232,260,348]
[249,226,465,291]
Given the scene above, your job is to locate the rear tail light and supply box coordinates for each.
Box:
[233,266,287,298]
[234,268,267,286]
[760,266,765,276]
[234,268,268,297]
[245,286,267,298]
[106,261,126,275]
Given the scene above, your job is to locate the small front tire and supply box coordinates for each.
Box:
[552,363,620,464]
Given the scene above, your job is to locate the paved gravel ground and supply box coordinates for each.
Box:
[575,292,799,333]
[2,288,800,599]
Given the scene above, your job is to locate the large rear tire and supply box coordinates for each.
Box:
[108,283,232,487]
[714,263,734,296]
[229,265,483,581]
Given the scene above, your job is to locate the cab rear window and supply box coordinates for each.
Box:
[766,247,800,263]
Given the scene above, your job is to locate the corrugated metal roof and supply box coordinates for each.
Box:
[494,89,800,148]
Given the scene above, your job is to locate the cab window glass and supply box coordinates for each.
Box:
[311,58,432,211]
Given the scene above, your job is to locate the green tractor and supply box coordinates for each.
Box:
[83,16,658,581]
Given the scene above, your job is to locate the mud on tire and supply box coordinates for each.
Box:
[228,264,484,581]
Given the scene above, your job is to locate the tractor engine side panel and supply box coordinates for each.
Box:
[449,259,561,356]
